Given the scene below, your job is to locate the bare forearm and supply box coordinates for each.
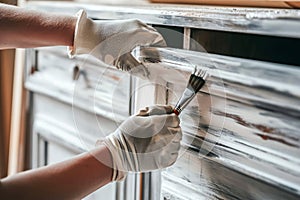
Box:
[0,145,113,200]
[0,3,76,49]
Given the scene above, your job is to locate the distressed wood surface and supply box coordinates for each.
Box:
[133,47,300,199]
[25,45,300,199]
[26,48,300,199]
[23,2,300,197]
[27,1,300,39]
[150,0,300,8]
[162,151,299,200]
[25,47,131,123]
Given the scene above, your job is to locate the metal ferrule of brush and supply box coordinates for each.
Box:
[174,88,196,115]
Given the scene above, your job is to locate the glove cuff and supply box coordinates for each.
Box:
[98,136,128,182]
[68,9,94,58]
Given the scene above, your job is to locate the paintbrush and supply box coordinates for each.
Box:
[173,67,207,115]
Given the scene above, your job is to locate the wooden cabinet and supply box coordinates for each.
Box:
[25,2,300,200]
[132,47,300,199]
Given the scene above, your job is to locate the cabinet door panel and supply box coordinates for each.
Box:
[34,118,116,200]
[26,47,131,123]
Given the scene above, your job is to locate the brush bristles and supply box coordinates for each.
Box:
[173,67,208,115]
[187,68,207,93]
[193,67,208,79]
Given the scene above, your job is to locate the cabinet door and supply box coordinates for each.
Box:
[32,117,116,200]
[26,46,135,200]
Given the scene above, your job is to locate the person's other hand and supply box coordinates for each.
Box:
[97,105,182,181]
[69,10,166,69]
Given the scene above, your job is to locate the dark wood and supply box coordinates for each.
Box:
[0,50,15,178]
[190,29,300,66]
[153,25,184,49]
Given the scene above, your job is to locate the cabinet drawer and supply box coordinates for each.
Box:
[133,47,300,199]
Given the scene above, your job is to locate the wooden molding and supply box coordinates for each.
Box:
[0,50,15,178]
[8,49,26,175]
[150,0,300,8]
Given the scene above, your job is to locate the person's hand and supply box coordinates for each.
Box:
[68,10,166,70]
[97,105,182,181]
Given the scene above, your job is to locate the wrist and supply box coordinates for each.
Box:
[84,144,114,188]
[96,136,128,182]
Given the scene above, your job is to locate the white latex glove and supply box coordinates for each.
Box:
[68,10,166,69]
[97,105,182,181]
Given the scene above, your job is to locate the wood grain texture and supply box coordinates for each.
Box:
[133,47,300,199]
[8,49,26,175]
[25,47,131,123]
[23,3,300,198]
[26,2,300,39]
[0,50,15,178]
[0,0,16,176]
[162,151,299,199]
[24,45,300,198]
[25,47,132,158]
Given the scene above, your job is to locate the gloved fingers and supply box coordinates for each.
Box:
[132,22,166,48]
[114,52,141,71]
[118,18,164,42]
[156,148,179,168]
[137,20,158,32]
[157,114,180,129]
[137,105,173,116]
[149,105,174,115]
[128,28,165,49]
[143,29,167,47]
[166,143,181,165]
[152,38,167,47]
[167,127,182,142]
[152,32,166,47]
[146,32,167,47]
[165,114,180,127]
[150,133,176,148]
[136,106,150,116]
[118,115,172,138]
[97,19,153,34]
[169,152,179,166]
[119,18,156,32]
[171,141,181,153]
[158,128,182,148]
[107,29,164,69]
[142,114,179,131]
